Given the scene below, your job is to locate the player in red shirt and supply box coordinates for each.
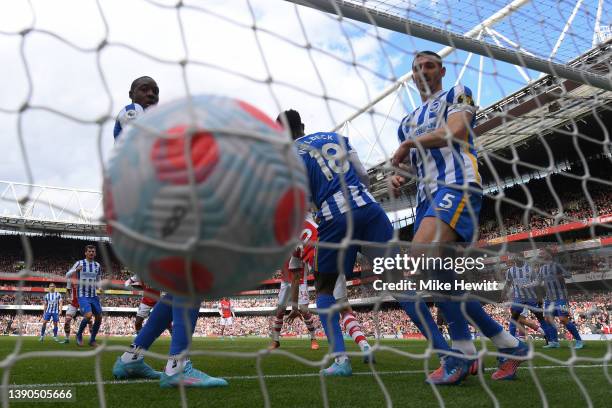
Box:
[269,247,319,350]
[125,276,171,334]
[218,298,235,339]
[283,216,374,362]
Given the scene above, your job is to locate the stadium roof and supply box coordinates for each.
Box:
[368,39,612,210]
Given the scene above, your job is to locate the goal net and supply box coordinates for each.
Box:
[0,0,610,407]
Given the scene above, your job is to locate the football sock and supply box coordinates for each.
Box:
[169,296,200,356]
[565,322,582,341]
[316,294,346,355]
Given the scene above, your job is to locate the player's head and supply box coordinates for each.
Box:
[84,245,96,260]
[276,109,305,140]
[129,76,159,109]
[412,51,445,96]
[541,248,554,262]
[48,283,56,292]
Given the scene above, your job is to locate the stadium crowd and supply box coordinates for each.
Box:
[480,186,611,241]
[2,293,609,338]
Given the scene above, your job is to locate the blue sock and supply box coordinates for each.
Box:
[399,298,450,355]
[52,326,58,337]
[464,301,503,338]
[169,296,200,356]
[509,321,517,337]
[437,301,472,340]
[134,295,173,350]
[90,318,101,343]
[77,318,88,338]
[40,323,46,337]
[540,319,558,342]
[565,322,581,341]
[316,294,345,355]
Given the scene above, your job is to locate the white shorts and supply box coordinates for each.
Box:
[65,305,78,317]
[137,303,153,319]
[333,273,348,300]
[220,317,233,326]
[278,281,309,307]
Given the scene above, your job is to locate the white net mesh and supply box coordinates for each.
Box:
[0,0,611,407]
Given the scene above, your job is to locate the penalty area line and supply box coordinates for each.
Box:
[2,364,606,388]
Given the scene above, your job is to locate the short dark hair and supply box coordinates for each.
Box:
[85,245,96,251]
[130,76,155,92]
[412,51,443,68]
[276,109,304,140]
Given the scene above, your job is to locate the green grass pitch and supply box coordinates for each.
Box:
[1,337,610,407]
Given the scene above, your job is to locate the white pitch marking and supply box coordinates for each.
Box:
[2,364,606,389]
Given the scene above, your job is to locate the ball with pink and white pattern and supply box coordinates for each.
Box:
[103,95,308,299]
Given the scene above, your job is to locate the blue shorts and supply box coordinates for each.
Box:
[78,296,102,315]
[43,312,59,322]
[510,300,539,315]
[414,183,482,242]
[315,203,394,276]
[544,300,570,317]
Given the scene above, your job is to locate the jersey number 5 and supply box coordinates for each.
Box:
[309,143,350,181]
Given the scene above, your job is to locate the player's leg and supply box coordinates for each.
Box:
[39,314,49,341]
[315,212,358,377]
[135,316,145,334]
[299,304,319,350]
[87,297,103,346]
[227,317,235,340]
[269,283,289,349]
[509,306,523,338]
[556,301,583,349]
[135,302,151,334]
[160,295,227,388]
[52,314,60,341]
[296,280,318,349]
[334,273,372,362]
[63,316,72,342]
[420,186,528,380]
[113,295,173,380]
[540,302,560,348]
[76,298,93,346]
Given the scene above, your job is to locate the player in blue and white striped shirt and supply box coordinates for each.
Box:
[65,245,103,347]
[280,109,450,379]
[391,51,528,383]
[505,257,556,344]
[532,249,584,349]
[40,283,63,342]
[113,76,159,140]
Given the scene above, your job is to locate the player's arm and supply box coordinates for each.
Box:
[59,297,63,314]
[348,148,370,188]
[65,261,81,281]
[218,304,223,317]
[392,110,473,166]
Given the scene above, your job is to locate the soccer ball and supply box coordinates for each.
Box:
[103,95,308,299]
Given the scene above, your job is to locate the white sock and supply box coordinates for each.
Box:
[358,340,369,351]
[335,355,349,364]
[165,357,187,376]
[120,346,144,363]
[452,340,477,357]
[491,331,520,349]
